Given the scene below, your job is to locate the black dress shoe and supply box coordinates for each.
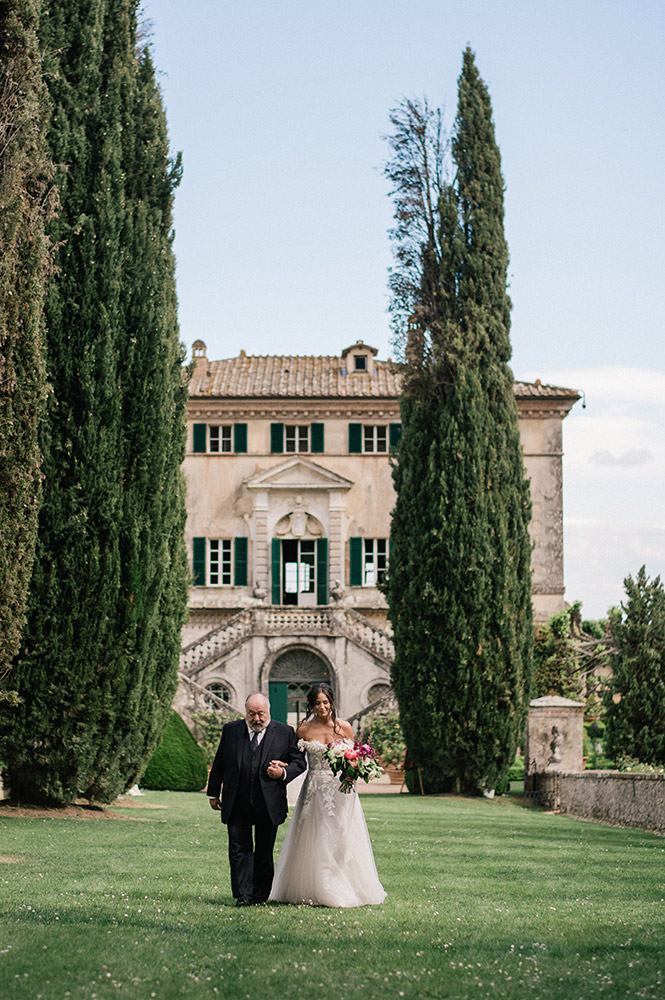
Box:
[236,896,253,907]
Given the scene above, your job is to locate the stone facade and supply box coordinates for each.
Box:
[178,341,579,725]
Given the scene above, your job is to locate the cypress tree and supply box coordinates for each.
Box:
[0,0,188,804]
[0,0,51,692]
[387,49,533,793]
[603,567,665,765]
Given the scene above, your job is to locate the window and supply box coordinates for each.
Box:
[204,681,234,709]
[192,537,248,586]
[363,538,388,585]
[271,422,324,454]
[192,423,247,454]
[272,538,328,605]
[283,540,316,594]
[285,425,309,453]
[349,537,389,586]
[209,426,232,453]
[364,425,387,453]
[209,539,232,585]
[348,423,401,453]
[353,354,367,371]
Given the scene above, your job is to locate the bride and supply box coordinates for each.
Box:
[268,683,386,908]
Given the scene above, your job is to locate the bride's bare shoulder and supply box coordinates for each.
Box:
[336,720,354,739]
[296,720,313,739]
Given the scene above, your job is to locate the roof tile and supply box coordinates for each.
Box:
[189,354,579,401]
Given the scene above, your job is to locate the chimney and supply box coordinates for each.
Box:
[191,340,208,377]
[405,316,424,366]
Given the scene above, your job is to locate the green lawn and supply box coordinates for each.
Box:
[1,791,664,1000]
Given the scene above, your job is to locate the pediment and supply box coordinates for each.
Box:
[244,457,353,491]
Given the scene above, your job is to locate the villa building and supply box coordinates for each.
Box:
[176,340,579,726]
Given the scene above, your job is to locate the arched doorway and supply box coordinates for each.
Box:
[268,647,333,725]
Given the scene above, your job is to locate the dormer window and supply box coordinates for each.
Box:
[341,340,377,377]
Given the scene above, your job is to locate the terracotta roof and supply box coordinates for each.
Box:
[513,380,580,400]
[189,353,580,402]
[189,354,402,398]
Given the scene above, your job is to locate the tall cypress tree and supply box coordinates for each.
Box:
[84,46,189,802]
[387,49,532,793]
[603,567,665,765]
[0,1,188,804]
[0,0,51,692]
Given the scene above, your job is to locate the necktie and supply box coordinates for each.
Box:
[250,731,259,753]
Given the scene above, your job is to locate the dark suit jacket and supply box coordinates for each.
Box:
[206,719,306,826]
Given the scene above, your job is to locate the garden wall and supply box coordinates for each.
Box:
[537,770,665,832]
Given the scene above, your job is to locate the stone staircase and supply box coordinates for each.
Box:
[180,605,394,676]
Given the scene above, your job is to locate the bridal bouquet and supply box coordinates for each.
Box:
[323,739,383,793]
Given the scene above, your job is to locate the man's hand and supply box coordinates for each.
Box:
[267,759,287,780]
[209,797,222,811]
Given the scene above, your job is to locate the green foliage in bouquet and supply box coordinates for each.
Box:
[141,712,207,792]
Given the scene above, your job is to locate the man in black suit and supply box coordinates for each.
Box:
[207,691,306,906]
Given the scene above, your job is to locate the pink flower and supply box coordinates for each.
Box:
[344,749,360,760]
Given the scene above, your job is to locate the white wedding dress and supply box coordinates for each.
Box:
[269,739,386,907]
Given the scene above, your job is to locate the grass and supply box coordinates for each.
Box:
[1,791,664,1000]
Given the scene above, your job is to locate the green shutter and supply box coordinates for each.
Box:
[268,681,288,724]
[316,538,328,605]
[193,537,206,585]
[234,423,247,453]
[389,422,402,450]
[270,423,284,453]
[234,537,248,586]
[271,538,281,604]
[310,422,324,453]
[350,537,362,586]
[348,423,362,453]
[193,423,207,453]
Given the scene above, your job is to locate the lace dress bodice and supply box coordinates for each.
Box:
[299,739,330,770]
[297,739,345,818]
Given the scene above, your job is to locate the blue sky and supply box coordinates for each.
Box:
[140,0,665,618]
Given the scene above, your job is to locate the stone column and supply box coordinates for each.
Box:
[253,489,269,594]
[525,696,585,774]
[328,489,346,593]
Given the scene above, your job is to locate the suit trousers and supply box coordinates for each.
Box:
[226,797,278,902]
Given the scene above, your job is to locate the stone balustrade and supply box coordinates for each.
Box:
[180,605,395,675]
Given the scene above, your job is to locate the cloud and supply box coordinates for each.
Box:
[513,364,665,616]
[589,448,654,467]
[563,519,665,618]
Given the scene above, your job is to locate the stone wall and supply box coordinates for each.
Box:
[537,770,665,833]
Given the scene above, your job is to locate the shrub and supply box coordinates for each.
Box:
[495,753,524,794]
[614,755,665,775]
[361,710,406,768]
[191,709,241,766]
[141,711,208,791]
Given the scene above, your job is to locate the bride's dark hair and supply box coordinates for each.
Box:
[306,683,340,733]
